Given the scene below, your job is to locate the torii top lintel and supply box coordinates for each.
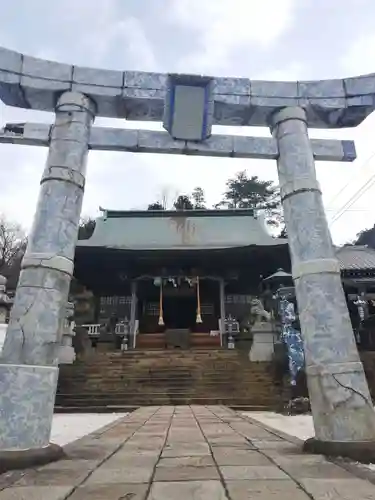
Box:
[0,46,374,129]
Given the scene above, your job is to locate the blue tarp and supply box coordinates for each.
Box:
[279,298,305,385]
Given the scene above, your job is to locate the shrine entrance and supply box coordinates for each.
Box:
[136,276,223,349]
[163,296,196,330]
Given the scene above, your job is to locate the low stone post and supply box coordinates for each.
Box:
[0,91,95,465]
[271,107,375,459]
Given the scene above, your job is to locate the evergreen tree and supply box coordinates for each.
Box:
[147,202,165,210]
[355,225,375,247]
[173,195,194,210]
[216,171,282,226]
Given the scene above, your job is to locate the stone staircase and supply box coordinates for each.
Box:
[56,349,282,412]
[136,332,221,349]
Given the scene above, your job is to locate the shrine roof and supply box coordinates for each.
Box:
[263,268,292,281]
[77,209,286,251]
[336,245,375,271]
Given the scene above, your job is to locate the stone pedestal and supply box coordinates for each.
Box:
[271,107,375,451]
[249,323,276,362]
[0,91,95,459]
[58,325,76,364]
[0,364,58,449]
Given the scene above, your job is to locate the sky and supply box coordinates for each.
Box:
[1,0,375,244]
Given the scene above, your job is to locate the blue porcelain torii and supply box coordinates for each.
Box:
[0,46,375,461]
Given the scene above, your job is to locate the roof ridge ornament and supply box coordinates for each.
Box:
[98,206,108,219]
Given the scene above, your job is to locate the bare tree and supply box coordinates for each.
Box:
[161,185,181,210]
[0,217,26,273]
[191,187,206,209]
[78,217,96,240]
[147,185,180,211]
[0,216,27,290]
[160,187,171,210]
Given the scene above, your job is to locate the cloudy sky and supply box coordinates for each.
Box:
[1,0,375,244]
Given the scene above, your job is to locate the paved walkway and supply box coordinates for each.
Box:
[1,406,375,499]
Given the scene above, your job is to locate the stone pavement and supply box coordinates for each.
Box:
[1,406,375,499]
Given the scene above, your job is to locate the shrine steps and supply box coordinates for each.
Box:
[56,350,282,412]
[135,332,221,349]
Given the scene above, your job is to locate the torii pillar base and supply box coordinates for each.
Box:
[303,437,375,463]
[0,444,65,474]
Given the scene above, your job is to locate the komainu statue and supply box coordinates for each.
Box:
[250,298,271,324]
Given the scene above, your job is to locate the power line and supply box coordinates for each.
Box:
[329,173,375,225]
[325,150,375,210]
[326,208,373,212]
[329,176,375,224]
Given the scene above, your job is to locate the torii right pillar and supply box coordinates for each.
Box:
[271,106,375,461]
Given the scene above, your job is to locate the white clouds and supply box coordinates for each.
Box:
[0,144,45,230]
[0,102,54,230]
[307,113,375,245]
[168,0,296,73]
[8,1,158,72]
[0,2,159,231]
[1,0,375,247]
[255,63,312,81]
[170,0,295,46]
[341,32,375,76]
[319,31,375,242]
[106,17,157,71]
[81,16,157,71]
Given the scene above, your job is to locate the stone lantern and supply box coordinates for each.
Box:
[58,301,76,364]
[0,275,11,353]
[0,274,12,323]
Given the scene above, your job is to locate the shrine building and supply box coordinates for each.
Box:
[56,208,375,411]
[73,208,375,351]
[73,208,290,349]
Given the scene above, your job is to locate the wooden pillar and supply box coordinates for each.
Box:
[130,280,138,348]
[219,279,226,347]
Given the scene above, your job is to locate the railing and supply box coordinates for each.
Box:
[80,324,101,336]
[81,322,139,348]
[115,323,127,335]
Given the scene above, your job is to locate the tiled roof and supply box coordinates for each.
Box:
[336,246,375,271]
[77,210,287,251]
[263,269,292,281]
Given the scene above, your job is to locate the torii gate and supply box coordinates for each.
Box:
[0,46,375,465]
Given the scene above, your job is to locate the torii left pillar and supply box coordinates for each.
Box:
[0,91,95,470]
